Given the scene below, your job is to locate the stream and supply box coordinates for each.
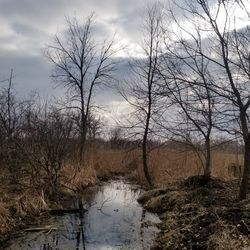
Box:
[6,180,160,250]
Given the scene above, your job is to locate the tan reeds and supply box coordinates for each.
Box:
[16,191,48,216]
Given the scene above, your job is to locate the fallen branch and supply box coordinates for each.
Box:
[24,225,57,233]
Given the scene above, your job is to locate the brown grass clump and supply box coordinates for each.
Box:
[144,190,188,213]
[91,149,131,178]
[72,165,97,190]
[208,221,249,250]
[139,176,250,250]
[61,164,97,192]
[82,148,148,183]
[15,192,48,216]
[212,151,243,180]
[150,149,202,182]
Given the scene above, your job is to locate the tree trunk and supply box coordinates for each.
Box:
[142,116,152,186]
[79,126,87,167]
[239,133,250,200]
[79,103,87,166]
[142,138,152,187]
[204,138,211,179]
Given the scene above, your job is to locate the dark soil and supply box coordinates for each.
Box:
[138,175,250,250]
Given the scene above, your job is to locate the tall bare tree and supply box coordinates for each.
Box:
[121,4,164,186]
[158,18,217,179]
[45,15,117,166]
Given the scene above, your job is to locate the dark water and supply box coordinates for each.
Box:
[6,180,160,250]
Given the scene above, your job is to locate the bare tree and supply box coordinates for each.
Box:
[25,104,74,196]
[0,69,19,138]
[158,19,217,179]
[45,14,117,166]
[121,4,164,186]
[0,70,31,180]
[162,0,250,199]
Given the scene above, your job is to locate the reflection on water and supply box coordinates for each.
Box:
[7,180,160,250]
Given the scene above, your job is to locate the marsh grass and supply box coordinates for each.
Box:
[77,147,244,186]
[0,145,243,238]
[15,191,48,216]
[150,149,243,185]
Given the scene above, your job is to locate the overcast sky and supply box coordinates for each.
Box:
[0,0,166,126]
[0,0,161,93]
[0,0,173,128]
[0,0,249,126]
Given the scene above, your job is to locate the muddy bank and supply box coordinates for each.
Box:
[4,179,160,250]
[138,176,250,250]
[0,188,77,248]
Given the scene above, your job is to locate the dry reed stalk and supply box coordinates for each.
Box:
[15,192,48,216]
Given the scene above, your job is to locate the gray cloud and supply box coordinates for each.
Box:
[0,0,218,107]
[0,0,151,99]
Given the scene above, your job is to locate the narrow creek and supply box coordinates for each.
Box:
[6,180,160,250]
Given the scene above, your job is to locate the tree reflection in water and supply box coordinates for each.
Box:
[7,180,160,250]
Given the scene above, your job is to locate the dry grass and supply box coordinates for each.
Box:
[84,148,141,180]
[0,145,244,240]
[15,191,48,216]
[61,164,97,192]
[61,146,244,187]
[139,176,250,249]
[0,188,49,237]
[208,221,248,250]
[66,147,244,187]
[212,151,243,180]
[149,148,243,186]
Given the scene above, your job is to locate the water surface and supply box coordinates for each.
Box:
[7,180,160,250]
